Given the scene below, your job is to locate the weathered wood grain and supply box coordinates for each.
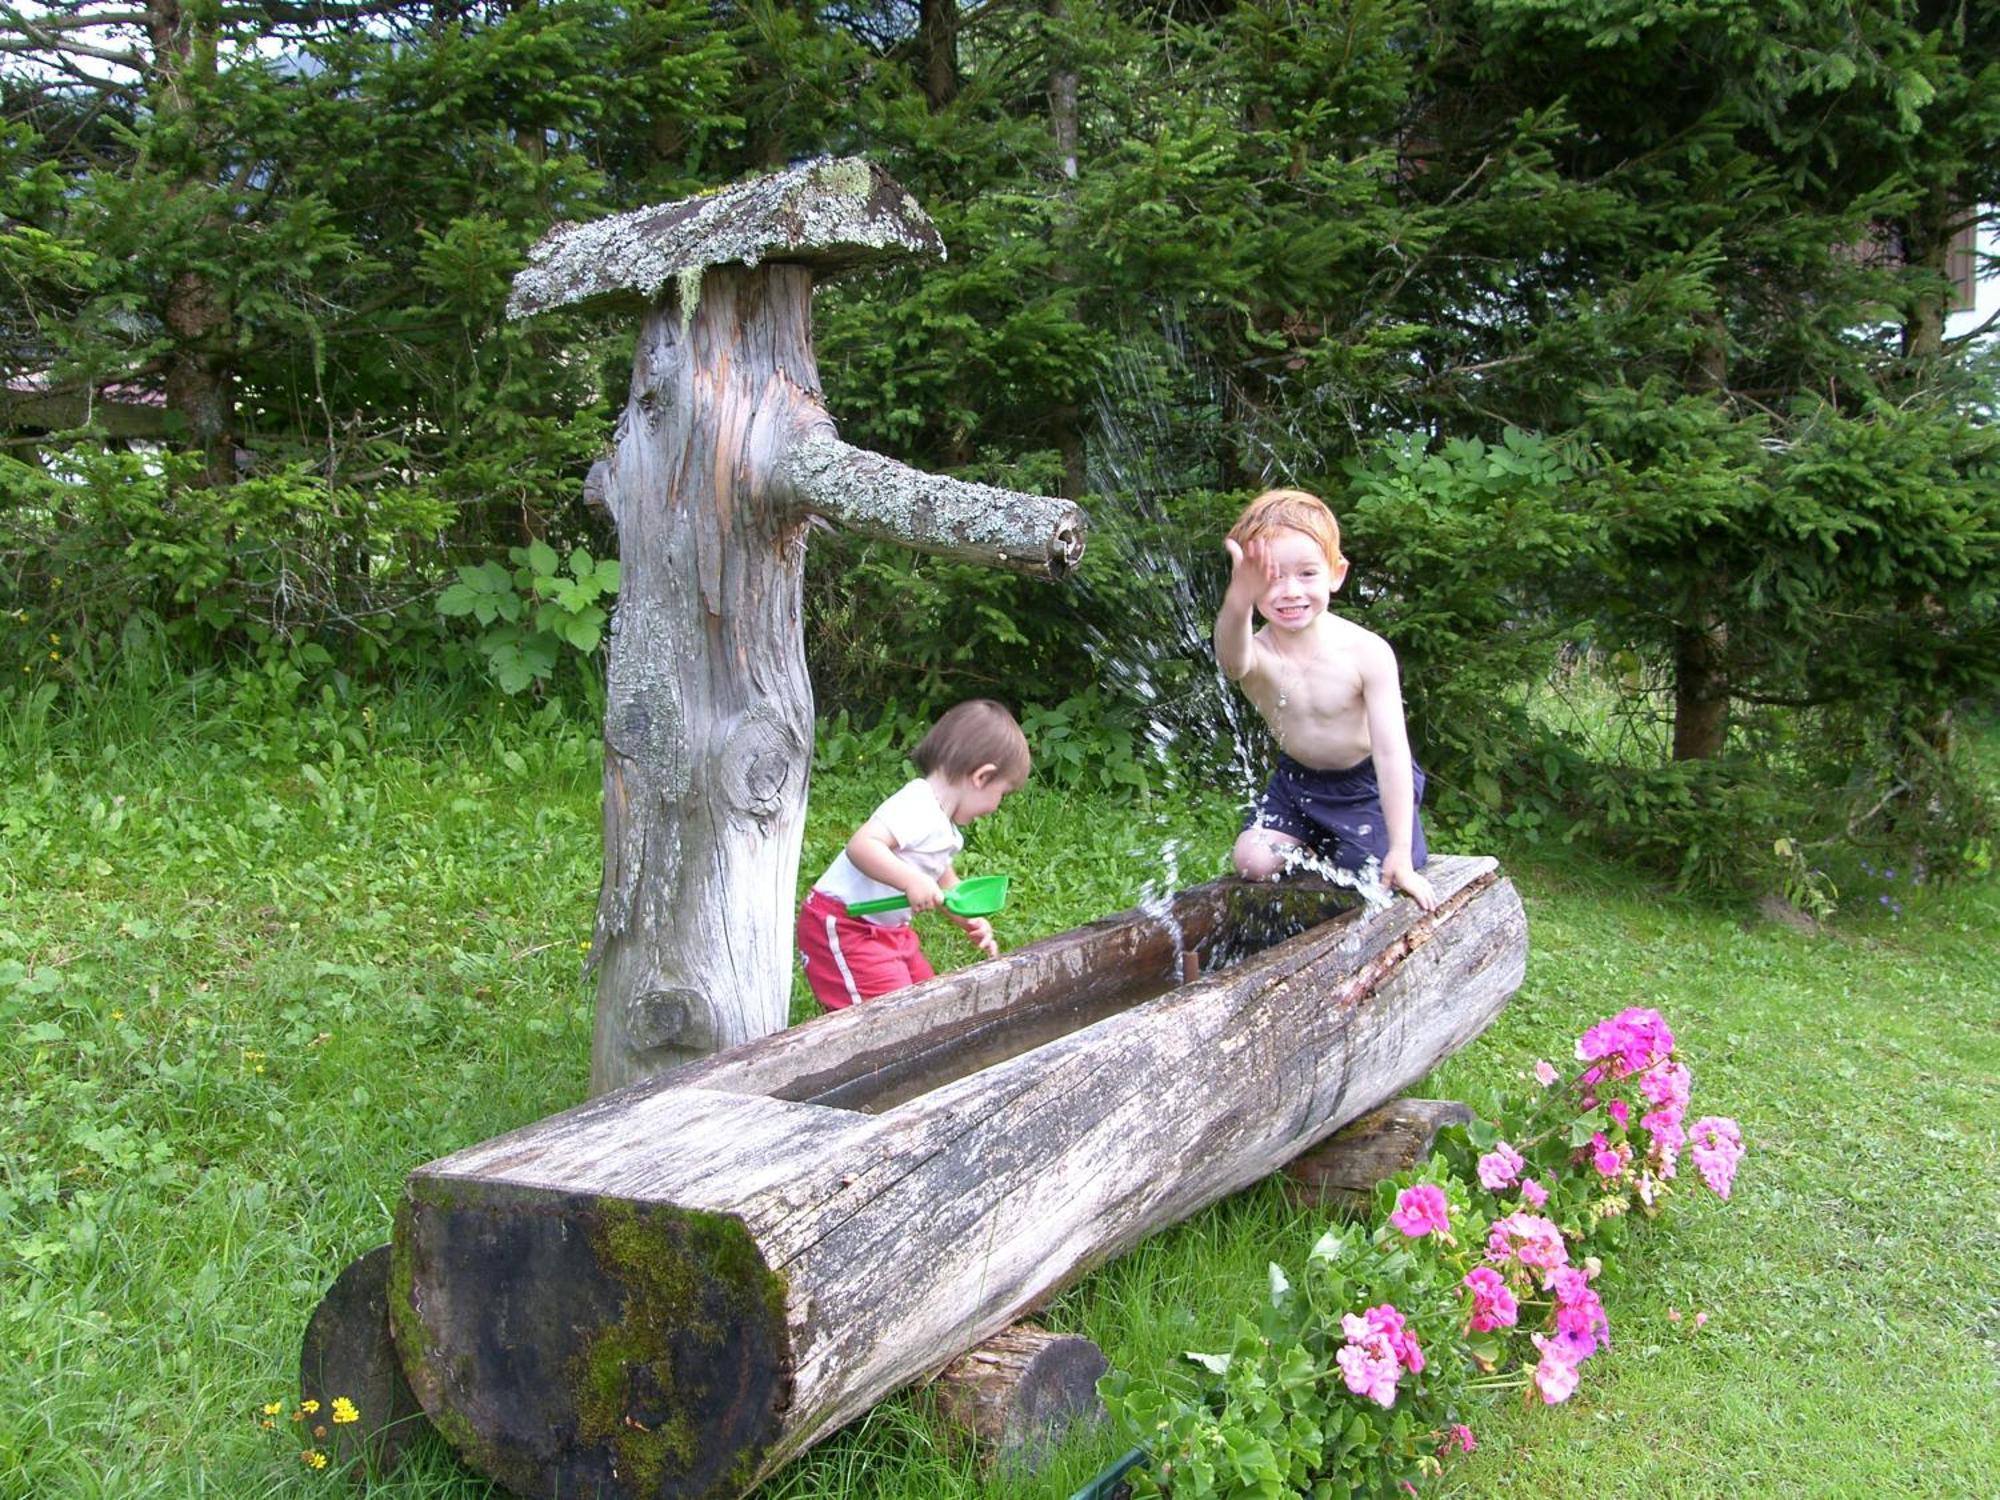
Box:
[390,856,1526,1497]
[510,161,1088,1097]
[507,157,944,317]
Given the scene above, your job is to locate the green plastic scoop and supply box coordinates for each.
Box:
[847,874,1011,919]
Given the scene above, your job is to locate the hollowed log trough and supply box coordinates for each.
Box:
[388,854,1525,1497]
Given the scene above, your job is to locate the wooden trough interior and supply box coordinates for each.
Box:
[370,854,1524,1499]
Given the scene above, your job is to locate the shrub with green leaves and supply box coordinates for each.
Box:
[437,541,618,694]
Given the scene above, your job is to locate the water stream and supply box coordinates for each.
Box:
[1076,326,1395,965]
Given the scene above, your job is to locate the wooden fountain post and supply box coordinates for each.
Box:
[506,158,1087,1094]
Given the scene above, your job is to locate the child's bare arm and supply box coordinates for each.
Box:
[1215,537,1270,682]
[844,820,944,911]
[1358,638,1437,910]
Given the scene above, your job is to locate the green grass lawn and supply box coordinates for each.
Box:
[3,698,1994,1499]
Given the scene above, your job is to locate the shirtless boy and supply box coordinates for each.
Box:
[1214,488,1437,911]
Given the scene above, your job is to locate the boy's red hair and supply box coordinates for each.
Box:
[1227,488,1343,570]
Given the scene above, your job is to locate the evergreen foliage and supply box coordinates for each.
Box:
[3,0,1995,891]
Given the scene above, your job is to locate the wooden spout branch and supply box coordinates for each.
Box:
[506,157,1088,1096]
[389,856,1525,1497]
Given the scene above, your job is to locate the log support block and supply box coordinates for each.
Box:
[1280,1097,1475,1211]
[298,1245,431,1479]
[932,1323,1108,1466]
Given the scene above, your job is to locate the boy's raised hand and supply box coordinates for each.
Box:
[1222,535,1274,610]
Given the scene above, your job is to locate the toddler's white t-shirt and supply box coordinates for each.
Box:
[813,778,962,926]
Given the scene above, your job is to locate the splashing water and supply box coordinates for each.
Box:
[1073,327,1395,973]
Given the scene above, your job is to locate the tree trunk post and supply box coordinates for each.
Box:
[507,160,1088,1094]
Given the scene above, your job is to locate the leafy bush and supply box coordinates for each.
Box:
[436,541,618,694]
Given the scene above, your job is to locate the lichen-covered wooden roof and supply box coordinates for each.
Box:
[507,157,944,318]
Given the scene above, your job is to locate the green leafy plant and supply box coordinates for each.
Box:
[437,542,619,694]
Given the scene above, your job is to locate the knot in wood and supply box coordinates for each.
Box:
[604,651,690,796]
[720,704,805,820]
[623,986,715,1051]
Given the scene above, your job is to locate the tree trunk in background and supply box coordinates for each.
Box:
[1898,181,1953,362]
[1045,0,1078,182]
[916,0,960,111]
[162,269,234,487]
[588,265,822,1092]
[1671,611,1729,761]
[1671,312,1732,760]
[150,0,235,488]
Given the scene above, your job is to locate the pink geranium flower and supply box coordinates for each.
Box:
[1529,1333,1580,1404]
[1337,1303,1420,1408]
[1519,1176,1549,1208]
[1606,1098,1630,1129]
[1688,1116,1745,1199]
[1641,1108,1686,1172]
[1590,1132,1631,1179]
[1477,1140,1526,1191]
[1369,1302,1425,1374]
[1576,1007,1676,1079]
[1441,1424,1476,1455]
[1389,1183,1451,1238]
[1534,1059,1559,1087]
[1640,1057,1692,1113]
[1487,1211,1568,1272]
[1463,1266,1518,1333]
[1546,1265,1610,1358]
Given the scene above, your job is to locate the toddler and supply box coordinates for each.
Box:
[798,699,1029,1008]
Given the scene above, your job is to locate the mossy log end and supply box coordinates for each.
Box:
[389,1187,790,1499]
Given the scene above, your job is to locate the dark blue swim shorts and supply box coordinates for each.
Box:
[1243,753,1428,873]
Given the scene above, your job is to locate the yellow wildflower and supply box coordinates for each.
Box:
[301,1449,327,1469]
[299,1399,320,1415]
[262,1401,282,1417]
[331,1397,359,1425]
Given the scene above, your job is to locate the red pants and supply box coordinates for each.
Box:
[798,889,936,1009]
